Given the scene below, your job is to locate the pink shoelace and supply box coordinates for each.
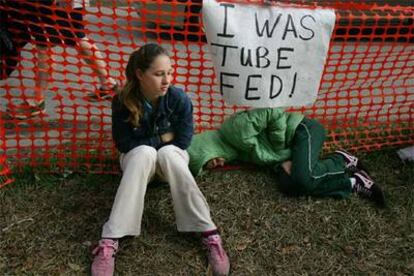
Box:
[205,236,226,259]
[93,241,117,260]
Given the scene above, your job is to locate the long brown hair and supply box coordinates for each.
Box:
[119,43,169,127]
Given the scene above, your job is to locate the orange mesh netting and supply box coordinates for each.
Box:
[0,0,413,187]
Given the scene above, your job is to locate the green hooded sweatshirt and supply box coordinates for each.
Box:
[188,108,304,176]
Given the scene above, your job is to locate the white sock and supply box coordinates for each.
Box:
[350,177,356,188]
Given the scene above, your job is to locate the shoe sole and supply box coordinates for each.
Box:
[11,109,46,120]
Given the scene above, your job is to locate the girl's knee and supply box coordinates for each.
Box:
[157,145,183,162]
[157,146,190,175]
[131,145,157,156]
[122,146,157,167]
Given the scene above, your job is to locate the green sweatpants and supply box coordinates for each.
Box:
[277,117,352,199]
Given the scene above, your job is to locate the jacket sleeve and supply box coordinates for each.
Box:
[170,94,194,150]
[112,96,162,153]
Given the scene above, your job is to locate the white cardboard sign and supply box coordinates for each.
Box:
[202,0,336,107]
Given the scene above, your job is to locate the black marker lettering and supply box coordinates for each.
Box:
[255,13,282,37]
[245,75,261,100]
[220,72,239,95]
[269,75,283,99]
[277,48,294,69]
[218,3,235,38]
[282,14,298,40]
[289,72,298,97]
[240,47,253,67]
[211,43,238,66]
[256,47,270,68]
[299,15,316,40]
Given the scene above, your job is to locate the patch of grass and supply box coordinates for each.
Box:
[1,148,413,275]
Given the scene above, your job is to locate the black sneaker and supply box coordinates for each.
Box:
[335,149,364,172]
[353,170,385,207]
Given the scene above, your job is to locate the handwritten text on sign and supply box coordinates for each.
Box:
[202,0,336,107]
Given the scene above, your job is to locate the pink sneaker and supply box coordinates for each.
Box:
[91,239,119,276]
[203,234,230,276]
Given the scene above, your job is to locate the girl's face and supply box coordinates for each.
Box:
[136,54,173,102]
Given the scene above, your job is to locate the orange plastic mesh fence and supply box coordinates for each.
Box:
[0,0,413,187]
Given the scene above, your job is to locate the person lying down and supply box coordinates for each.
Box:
[188,108,385,207]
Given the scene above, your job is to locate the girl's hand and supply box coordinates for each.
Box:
[281,160,292,175]
[205,157,226,169]
[161,132,174,143]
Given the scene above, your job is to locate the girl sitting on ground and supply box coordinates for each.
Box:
[91,44,230,276]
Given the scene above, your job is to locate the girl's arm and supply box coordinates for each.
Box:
[170,95,194,150]
[112,96,162,153]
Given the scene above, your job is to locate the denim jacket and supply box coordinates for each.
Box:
[112,86,194,153]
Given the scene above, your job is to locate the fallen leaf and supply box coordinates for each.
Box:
[82,241,92,247]
[236,243,248,251]
[68,263,81,271]
[281,245,298,254]
[344,245,354,255]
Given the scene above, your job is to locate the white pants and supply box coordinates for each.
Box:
[101,145,217,238]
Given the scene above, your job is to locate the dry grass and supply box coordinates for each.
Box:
[1,148,413,275]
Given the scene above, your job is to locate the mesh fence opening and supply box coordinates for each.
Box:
[1,0,413,187]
